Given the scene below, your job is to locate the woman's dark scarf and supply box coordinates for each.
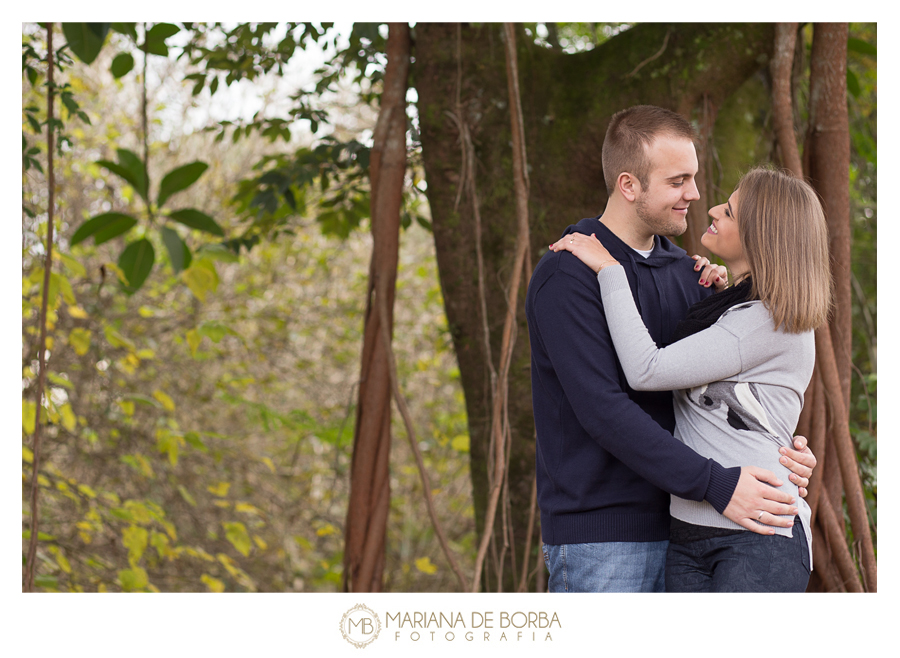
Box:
[670,277,754,343]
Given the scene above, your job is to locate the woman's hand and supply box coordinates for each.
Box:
[692,255,728,291]
[550,233,619,273]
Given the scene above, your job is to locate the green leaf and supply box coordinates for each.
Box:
[195,243,239,262]
[847,69,861,99]
[184,431,208,453]
[111,53,135,78]
[71,212,138,246]
[62,23,110,65]
[26,113,41,133]
[110,23,138,41]
[96,150,147,200]
[116,149,149,199]
[48,372,75,389]
[198,320,238,343]
[157,162,208,207]
[34,574,59,590]
[118,239,155,294]
[847,37,876,58]
[142,23,181,57]
[177,484,197,507]
[161,226,192,273]
[167,208,223,236]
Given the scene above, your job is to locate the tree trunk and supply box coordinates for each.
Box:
[801,22,876,593]
[416,22,775,591]
[771,23,803,177]
[343,23,410,593]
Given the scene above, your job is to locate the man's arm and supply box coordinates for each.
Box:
[531,266,796,530]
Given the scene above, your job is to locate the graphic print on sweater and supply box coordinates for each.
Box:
[686,381,777,436]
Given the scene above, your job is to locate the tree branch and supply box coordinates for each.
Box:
[24,22,56,593]
[472,22,532,592]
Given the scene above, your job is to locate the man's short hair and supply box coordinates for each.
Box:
[601,105,697,195]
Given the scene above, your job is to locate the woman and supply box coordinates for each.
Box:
[551,167,832,592]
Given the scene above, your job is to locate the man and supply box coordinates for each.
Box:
[525,105,816,592]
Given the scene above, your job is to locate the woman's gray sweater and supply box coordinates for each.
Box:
[597,265,813,564]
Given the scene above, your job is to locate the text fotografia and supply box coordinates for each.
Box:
[387,611,561,642]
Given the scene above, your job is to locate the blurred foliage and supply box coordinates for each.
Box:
[845,22,876,537]
[23,22,471,592]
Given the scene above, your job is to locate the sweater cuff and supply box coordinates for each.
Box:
[596,263,628,293]
[704,461,741,514]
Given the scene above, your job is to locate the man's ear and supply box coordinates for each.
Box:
[617,172,640,203]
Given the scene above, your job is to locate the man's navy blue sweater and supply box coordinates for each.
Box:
[526,217,741,545]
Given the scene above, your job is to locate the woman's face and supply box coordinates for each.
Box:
[701,189,746,270]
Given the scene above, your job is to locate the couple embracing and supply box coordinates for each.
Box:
[526,105,830,592]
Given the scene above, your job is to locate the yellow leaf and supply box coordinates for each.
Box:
[152,390,176,411]
[23,445,34,463]
[217,553,240,577]
[118,566,148,591]
[23,400,36,435]
[67,305,88,319]
[177,484,197,507]
[118,400,135,416]
[185,328,202,357]
[213,500,231,508]
[68,328,92,356]
[252,535,268,551]
[451,435,470,453]
[60,403,77,432]
[122,525,149,566]
[46,336,54,350]
[105,262,128,285]
[207,481,230,497]
[57,252,86,278]
[77,484,97,498]
[201,574,225,593]
[138,306,155,318]
[415,557,438,575]
[260,456,276,474]
[316,524,336,537]
[136,348,155,359]
[55,550,72,574]
[104,325,135,350]
[223,522,252,557]
[181,259,219,302]
[235,502,261,515]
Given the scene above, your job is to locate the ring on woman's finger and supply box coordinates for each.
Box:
[569,239,574,243]
[757,511,765,521]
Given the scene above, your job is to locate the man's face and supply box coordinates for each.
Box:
[633,136,700,237]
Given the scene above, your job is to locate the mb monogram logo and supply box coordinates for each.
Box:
[340,603,382,648]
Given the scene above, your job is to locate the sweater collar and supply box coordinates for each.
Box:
[559,216,687,268]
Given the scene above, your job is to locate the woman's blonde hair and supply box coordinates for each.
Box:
[737,167,833,333]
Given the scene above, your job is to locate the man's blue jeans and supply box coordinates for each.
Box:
[542,540,668,592]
